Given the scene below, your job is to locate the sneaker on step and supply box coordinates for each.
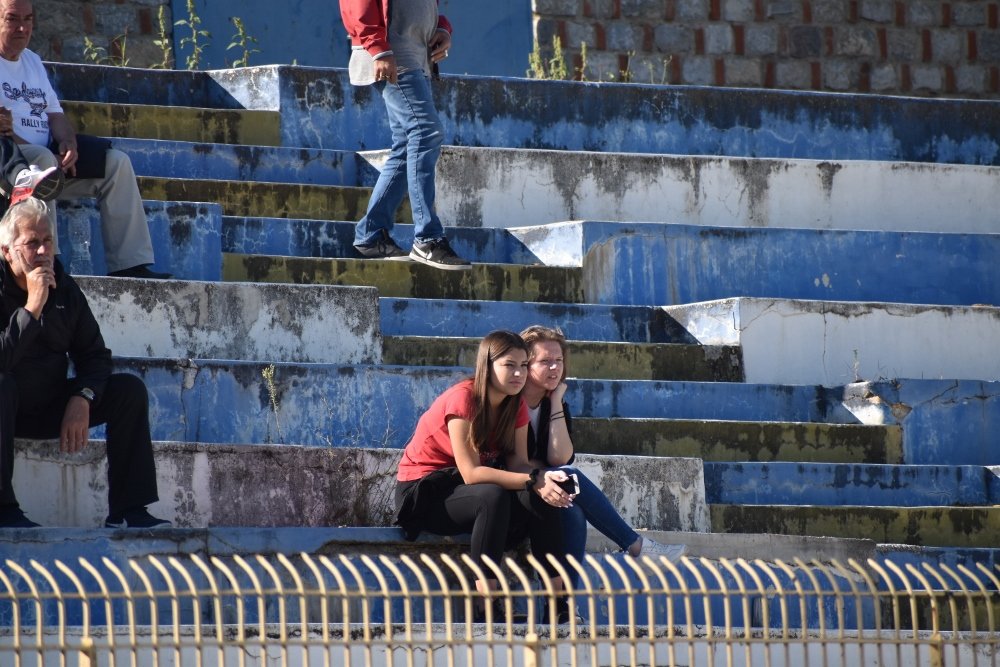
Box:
[639,537,687,562]
[409,237,471,270]
[0,505,41,528]
[11,165,64,205]
[105,507,171,529]
[353,229,409,260]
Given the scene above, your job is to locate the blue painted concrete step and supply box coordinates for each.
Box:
[118,137,362,187]
[380,297,699,343]
[222,218,543,265]
[57,199,222,281]
[110,357,861,446]
[47,63,1000,166]
[705,462,1000,507]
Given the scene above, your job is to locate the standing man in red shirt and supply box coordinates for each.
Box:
[340,0,471,270]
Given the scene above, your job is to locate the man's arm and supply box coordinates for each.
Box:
[340,0,391,57]
[45,112,78,176]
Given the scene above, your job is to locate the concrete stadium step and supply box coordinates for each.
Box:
[11,441,709,533]
[711,504,1000,548]
[532,221,1000,307]
[222,218,551,265]
[379,297,701,343]
[663,297,1000,387]
[117,138,362,187]
[63,100,280,146]
[704,462,999,506]
[115,358,860,446]
[48,62,1000,166]
[574,418,902,464]
[382,335,743,381]
[415,146,1000,235]
[76,277,381,364]
[56,199,222,281]
[136,176,399,222]
[221,254,584,302]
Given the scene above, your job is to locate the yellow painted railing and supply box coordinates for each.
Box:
[0,553,997,666]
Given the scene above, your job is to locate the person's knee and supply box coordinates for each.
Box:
[105,373,149,406]
[103,149,135,179]
[0,372,17,401]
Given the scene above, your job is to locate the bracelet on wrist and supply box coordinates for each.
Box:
[525,468,540,492]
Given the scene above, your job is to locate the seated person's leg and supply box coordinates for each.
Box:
[87,373,169,528]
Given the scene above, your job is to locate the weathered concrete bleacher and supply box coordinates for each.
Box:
[2,62,997,585]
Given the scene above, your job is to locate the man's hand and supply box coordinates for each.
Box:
[60,396,90,454]
[0,108,12,137]
[46,112,79,176]
[548,381,568,405]
[56,138,78,176]
[374,55,398,85]
[18,249,54,319]
[429,29,451,64]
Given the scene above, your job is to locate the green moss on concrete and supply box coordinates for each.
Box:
[137,177,410,222]
[711,504,1000,547]
[383,336,744,381]
[223,255,584,303]
[575,418,904,463]
[65,101,281,146]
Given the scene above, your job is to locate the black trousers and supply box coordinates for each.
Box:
[0,372,159,517]
[396,480,568,578]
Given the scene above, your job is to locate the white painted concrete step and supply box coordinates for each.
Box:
[663,297,1000,386]
[373,146,1000,234]
[10,440,709,534]
[76,277,381,364]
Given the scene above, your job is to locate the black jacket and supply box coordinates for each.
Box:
[0,258,112,410]
[526,397,574,465]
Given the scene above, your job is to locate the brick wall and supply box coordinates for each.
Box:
[32,0,173,69]
[533,0,1000,98]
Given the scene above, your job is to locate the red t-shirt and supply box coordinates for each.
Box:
[397,380,530,481]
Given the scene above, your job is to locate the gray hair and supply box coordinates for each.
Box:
[0,197,54,249]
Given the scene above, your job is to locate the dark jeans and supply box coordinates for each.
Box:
[396,480,567,577]
[0,372,159,517]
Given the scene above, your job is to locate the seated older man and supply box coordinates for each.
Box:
[0,197,169,528]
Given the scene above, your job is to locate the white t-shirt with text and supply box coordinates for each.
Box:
[0,49,63,146]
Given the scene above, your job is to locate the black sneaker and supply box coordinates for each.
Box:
[108,264,172,279]
[353,229,409,260]
[409,237,471,270]
[0,505,41,528]
[105,507,171,529]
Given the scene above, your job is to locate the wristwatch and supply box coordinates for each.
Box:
[76,387,96,403]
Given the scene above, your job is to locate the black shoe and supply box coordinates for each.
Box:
[105,507,171,529]
[544,597,574,625]
[108,264,172,279]
[0,505,41,528]
[472,598,524,624]
[353,229,409,260]
[409,237,471,270]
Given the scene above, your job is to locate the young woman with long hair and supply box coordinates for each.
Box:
[394,330,575,621]
[519,325,687,568]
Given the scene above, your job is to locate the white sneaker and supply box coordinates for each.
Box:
[639,537,687,562]
[11,165,64,204]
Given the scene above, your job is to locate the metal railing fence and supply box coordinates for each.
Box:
[0,552,998,666]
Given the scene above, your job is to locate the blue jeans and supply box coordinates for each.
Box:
[354,70,445,246]
[560,466,640,569]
